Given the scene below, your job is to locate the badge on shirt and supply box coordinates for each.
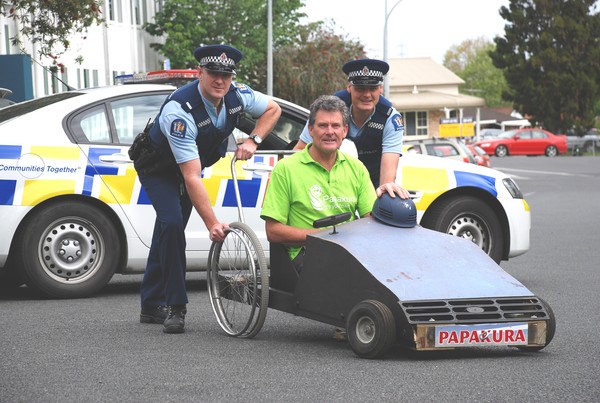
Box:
[235,82,252,94]
[392,114,404,131]
[170,119,186,138]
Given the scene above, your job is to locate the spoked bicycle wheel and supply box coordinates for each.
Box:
[207,222,269,338]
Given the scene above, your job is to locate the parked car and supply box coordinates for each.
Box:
[474,128,567,157]
[478,128,502,140]
[0,83,530,298]
[467,144,492,168]
[562,129,600,153]
[403,138,477,165]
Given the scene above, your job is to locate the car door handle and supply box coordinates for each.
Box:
[99,153,133,164]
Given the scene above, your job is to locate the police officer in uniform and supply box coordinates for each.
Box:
[135,44,281,334]
[294,59,409,199]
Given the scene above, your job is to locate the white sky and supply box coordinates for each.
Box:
[300,0,510,63]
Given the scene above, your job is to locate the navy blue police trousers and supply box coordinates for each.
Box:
[138,170,192,310]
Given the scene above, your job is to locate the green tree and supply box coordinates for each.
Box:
[0,0,103,72]
[490,0,600,133]
[144,0,305,91]
[444,38,510,108]
[273,22,365,108]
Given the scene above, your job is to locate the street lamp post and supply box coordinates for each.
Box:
[383,0,403,98]
[267,0,273,95]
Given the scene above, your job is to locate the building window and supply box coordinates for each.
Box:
[155,0,163,13]
[132,0,140,25]
[83,69,90,88]
[4,25,10,53]
[402,111,428,137]
[61,68,69,91]
[142,0,148,24]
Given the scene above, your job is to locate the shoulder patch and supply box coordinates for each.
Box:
[170,119,187,138]
[392,113,404,131]
[235,82,252,94]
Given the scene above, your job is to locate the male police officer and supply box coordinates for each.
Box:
[294,59,409,199]
[135,44,281,334]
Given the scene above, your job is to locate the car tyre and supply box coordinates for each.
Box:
[421,195,504,263]
[347,300,396,359]
[495,144,508,157]
[14,202,120,298]
[545,145,558,157]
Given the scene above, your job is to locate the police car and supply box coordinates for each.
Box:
[0,81,530,298]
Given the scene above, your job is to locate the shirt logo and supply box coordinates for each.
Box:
[309,184,324,210]
[170,119,186,138]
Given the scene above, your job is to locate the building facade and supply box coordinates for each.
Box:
[0,0,165,99]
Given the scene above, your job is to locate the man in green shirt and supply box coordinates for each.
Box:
[261,95,379,265]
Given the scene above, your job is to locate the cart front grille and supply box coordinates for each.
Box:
[400,297,550,324]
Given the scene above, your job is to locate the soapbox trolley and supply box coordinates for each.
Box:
[206,156,555,359]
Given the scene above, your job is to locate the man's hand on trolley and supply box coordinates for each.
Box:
[209,222,229,242]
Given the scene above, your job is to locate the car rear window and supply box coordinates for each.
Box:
[0,92,83,124]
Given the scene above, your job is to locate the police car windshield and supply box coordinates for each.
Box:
[0,92,83,124]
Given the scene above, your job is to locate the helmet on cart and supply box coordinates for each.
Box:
[372,193,417,228]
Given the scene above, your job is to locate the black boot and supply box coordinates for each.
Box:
[140,305,168,324]
[163,305,187,334]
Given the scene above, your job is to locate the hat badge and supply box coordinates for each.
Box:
[219,52,228,62]
[362,66,370,74]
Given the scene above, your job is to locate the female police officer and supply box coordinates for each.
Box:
[134,44,281,333]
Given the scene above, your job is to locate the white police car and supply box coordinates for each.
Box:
[0,82,530,298]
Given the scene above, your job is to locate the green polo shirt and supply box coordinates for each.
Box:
[261,145,376,259]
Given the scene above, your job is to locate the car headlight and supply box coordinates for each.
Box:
[503,178,523,199]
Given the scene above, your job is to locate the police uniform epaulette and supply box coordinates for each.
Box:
[169,80,203,113]
[375,95,393,117]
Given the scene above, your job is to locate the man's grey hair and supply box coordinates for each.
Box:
[308,95,350,127]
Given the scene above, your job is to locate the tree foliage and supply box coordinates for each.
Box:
[490,0,600,134]
[273,22,365,108]
[0,0,103,72]
[144,0,305,91]
[444,37,510,108]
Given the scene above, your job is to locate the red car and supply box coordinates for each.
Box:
[467,144,492,168]
[474,128,568,157]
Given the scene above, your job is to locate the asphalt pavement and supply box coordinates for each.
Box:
[1,155,599,402]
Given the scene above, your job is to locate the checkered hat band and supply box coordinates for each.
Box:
[348,70,384,79]
[200,55,235,66]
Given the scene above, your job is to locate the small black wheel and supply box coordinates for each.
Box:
[518,298,556,352]
[14,202,120,298]
[207,222,269,338]
[420,195,504,263]
[545,145,558,157]
[495,144,508,157]
[347,300,396,359]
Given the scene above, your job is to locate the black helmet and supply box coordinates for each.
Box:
[372,193,417,228]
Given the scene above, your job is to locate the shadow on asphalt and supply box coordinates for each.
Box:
[0,274,207,301]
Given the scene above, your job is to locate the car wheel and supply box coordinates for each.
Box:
[421,196,504,263]
[495,145,508,157]
[347,300,396,359]
[0,266,24,291]
[545,145,558,157]
[517,298,556,352]
[14,202,120,298]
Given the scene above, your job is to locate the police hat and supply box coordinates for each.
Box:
[194,44,243,75]
[343,59,389,86]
